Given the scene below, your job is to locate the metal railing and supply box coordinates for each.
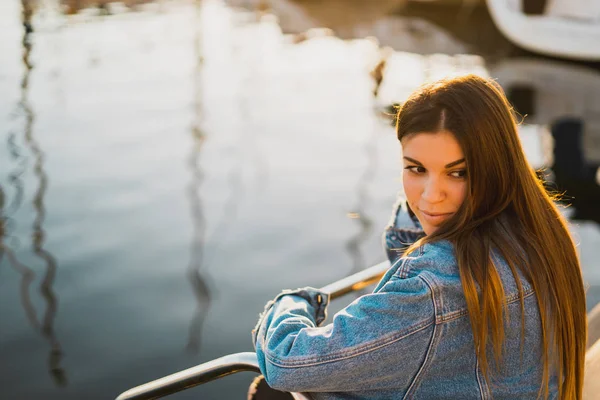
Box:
[115,261,391,400]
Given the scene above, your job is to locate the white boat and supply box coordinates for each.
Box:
[491,58,600,226]
[486,0,600,61]
[490,57,600,165]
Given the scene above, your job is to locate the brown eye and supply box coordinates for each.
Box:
[404,166,426,174]
[450,170,467,178]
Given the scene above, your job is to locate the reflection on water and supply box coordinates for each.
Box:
[344,138,375,298]
[20,0,67,386]
[2,67,36,339]
[5,134,26,240]
[370,48,391,98]
[0,0,67,388]
[0,181,38,333]
[186,0,212,354]
[344,81,381,295]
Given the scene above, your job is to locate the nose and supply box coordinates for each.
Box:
[421,177,445,204]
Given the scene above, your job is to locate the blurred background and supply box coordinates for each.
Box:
[0,0,599,398]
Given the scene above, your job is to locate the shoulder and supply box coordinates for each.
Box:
[395,240,458,280]
[384,241,462,322]
[394,239,535,320]
[399,239,532,290]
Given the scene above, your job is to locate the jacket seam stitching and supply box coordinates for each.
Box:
[264,318,435,368]
[396,256,412,279]
[400,257,411,279]
[439,288,536,323]
[402,275,438,399]
[386,227,425,235]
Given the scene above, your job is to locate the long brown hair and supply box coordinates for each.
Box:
[395,74,587,399]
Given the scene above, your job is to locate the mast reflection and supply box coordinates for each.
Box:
[186,0,212,354]
[19,0,67,386]
[344,70,384,296]
[6,134,26,216]
[344,133,375,295]
[0,179,38,331]
[2,40,38,356]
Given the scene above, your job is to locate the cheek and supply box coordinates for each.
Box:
[402,172,422,204]
[449,181,468,206]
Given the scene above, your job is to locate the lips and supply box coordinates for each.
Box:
[419,210,454,225]
[421,211,452,217]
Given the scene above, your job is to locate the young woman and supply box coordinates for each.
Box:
[252,74,587,399]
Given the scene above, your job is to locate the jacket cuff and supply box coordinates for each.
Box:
[251,287,330,347]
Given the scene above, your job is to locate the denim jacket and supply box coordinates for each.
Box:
[252,196,557,399]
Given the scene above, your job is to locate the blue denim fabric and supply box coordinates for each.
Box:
[252,197,557,399]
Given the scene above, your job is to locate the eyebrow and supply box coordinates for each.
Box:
[403,156,466,169]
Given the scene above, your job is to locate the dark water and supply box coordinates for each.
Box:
[0,1,598,399]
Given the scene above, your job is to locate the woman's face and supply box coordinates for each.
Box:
[401,130,467,235]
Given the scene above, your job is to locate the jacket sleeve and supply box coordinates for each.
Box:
[382,195,425,264]
[251,262,435,393]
